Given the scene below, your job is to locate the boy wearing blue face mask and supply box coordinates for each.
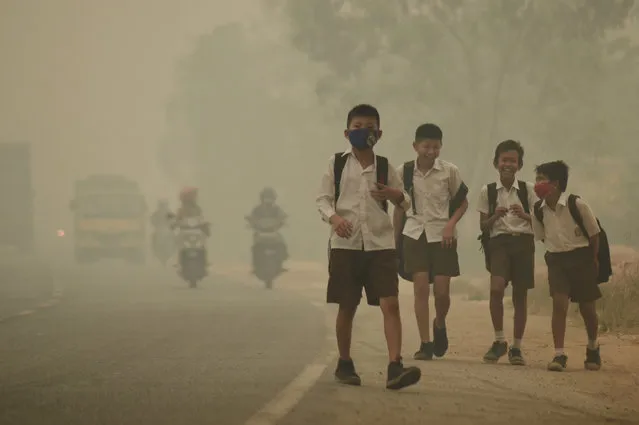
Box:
[316,104,422,391]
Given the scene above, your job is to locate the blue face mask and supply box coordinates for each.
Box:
[348,128,379,150]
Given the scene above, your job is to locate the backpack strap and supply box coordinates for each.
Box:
[487,183,498,216]
[567,194,590,239]
[516,180,530,213]
[402,161,415,215]
[333,153,348,205]
[376,155,389,213]
[533,200,544,224]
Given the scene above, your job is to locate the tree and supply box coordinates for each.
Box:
[160,22,338,261]
[274,0,638,182]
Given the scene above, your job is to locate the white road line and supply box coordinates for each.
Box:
[17,310,34,316]
[243,351,336,425]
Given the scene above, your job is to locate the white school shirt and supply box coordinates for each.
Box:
[398,159,465,243]
[531,193,600,253]
[316,149,411,251]
[476,180,538,237]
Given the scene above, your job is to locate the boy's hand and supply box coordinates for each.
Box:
[441,222,456,248]
[509,204,528,220]
[330,215,353,238]
[371,183,403,204]
[494,207,509,218]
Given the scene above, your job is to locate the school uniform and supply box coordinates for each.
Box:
[397,159,464,277]
[477,180,538,289]
[316,149,410,307]
[531,193,602,303]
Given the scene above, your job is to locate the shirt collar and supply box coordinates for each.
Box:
[413,158,442,174]
[496,179,521,191]
[541,192,567,208]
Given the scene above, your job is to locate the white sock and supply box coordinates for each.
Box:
[587,340,598,350]
[495,330,505,342]
[512,339,522,349]
[555,348,565,356]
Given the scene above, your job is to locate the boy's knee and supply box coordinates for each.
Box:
[490,288,505,301]
[337,304,358,319]
[380,296,400,316]
[433,278,450,299]
[511,288,528,306]
[552,294,570,312]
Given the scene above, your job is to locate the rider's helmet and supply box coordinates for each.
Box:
[179,187,198,204]
[260,187,276,203]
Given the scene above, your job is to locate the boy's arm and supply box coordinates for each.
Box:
[576,198,601,257]
[387,165,411,212]
[316,155,337,223]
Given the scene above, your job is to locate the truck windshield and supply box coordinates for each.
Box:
[76,195,144,218]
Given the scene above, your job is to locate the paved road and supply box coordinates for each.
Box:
[0,264,326,425]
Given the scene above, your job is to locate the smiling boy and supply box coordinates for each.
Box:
[477,140,538,365]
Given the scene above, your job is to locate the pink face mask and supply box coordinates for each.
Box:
[534,182,553,199]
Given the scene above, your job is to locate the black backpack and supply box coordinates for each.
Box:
[334,152,389,212]
[533,195,612,284]
[397,161,468,282]
[477,181,530,272]
[327,153,389,261]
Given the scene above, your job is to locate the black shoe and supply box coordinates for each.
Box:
[508,347,526,366]
[483,341,508,363]
[386,360,421,390]
[584,346,602,371]
[413,342,434,361]
[547,354,568,372]
[432,319,448,358]
[334,359,361,386]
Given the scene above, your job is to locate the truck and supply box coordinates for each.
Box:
[69,174,147,264]
[0,142,35,253]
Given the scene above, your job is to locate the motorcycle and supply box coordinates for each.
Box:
[247,216,287,289]
[175,217,209,288]
[152,225,176,266]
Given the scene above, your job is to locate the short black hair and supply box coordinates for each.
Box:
[346,104,380,128]
[493,139,524,168]
[535,160,569,192]
[415,123,443,142]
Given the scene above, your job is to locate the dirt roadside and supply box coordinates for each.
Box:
[218,262,639,425]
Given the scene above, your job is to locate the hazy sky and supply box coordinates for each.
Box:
[0,0,257,247]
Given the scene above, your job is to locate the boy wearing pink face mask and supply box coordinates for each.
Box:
[531,160,602,372]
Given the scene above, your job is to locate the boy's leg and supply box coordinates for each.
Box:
[327,249,363,385]
[483,236,509,362]
[508,235,535,365]
[570,247,603,370]
[403,234,434,360]
[366,249,421,390]
[430,241,460,358]
[546,251,571,371]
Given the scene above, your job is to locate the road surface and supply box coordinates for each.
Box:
[0,263,326,425]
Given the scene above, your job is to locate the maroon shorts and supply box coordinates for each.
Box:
[327,249,399,307]
[545,247,602,303]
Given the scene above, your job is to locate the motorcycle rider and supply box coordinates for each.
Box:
[171,187,210,275]
[246,187,288,274]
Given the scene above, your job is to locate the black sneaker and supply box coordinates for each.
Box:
[432,319,448,358]
[334,359,361,386]
[584,346,602,371]
[547,354,568,372]
[413,342,434,361]
[508,347,526,366]
[483,341,508,363]
[386,360,421,390]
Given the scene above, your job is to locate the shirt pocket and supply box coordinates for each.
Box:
[429,178,450,205]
